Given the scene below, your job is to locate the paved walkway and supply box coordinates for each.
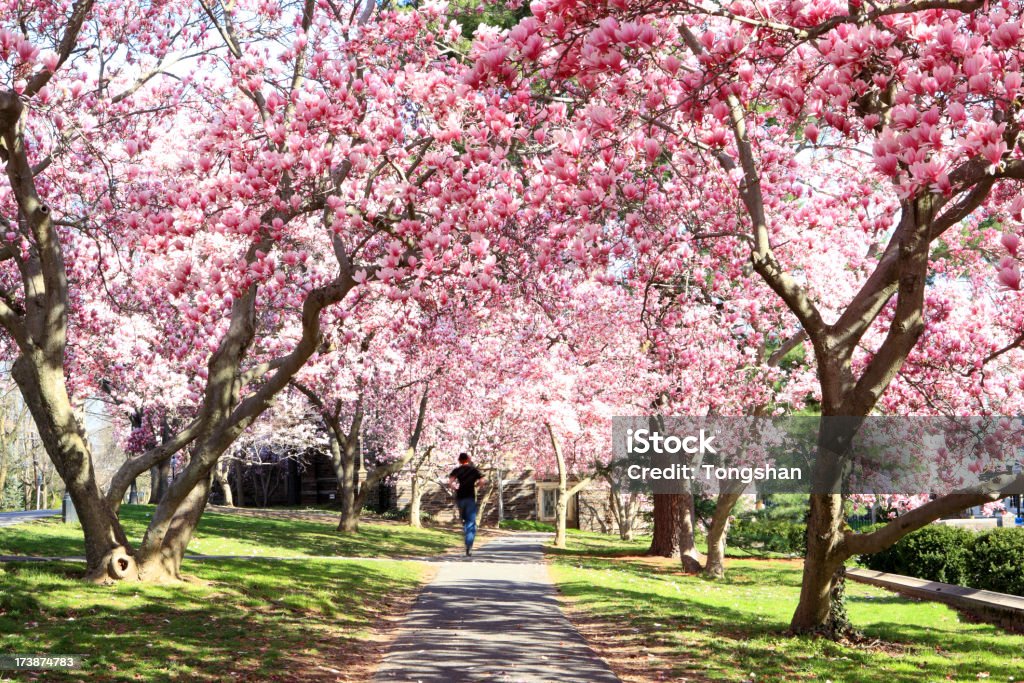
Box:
[0,509,59,527]
[374,533,620,683]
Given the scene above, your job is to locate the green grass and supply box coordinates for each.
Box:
[546,529,793,559]
[0,506,456,681]
[550,544,1024,682]
[498,519,557,532]
[0,558,425,682]
[0,504,462,559]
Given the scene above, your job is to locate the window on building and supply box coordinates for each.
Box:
[537,485,577,523]
[539,486,558,520]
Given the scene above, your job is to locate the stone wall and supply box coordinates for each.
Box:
[393,470,543,526]
[390,469,632,529]
[227,453,647,535]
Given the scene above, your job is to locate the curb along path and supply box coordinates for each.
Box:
[374,532,620,683]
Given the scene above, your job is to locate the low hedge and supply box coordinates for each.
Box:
[498,519,556,532]
[858,524,974,585]
[729,519,806,555]
[968,528,1024,596]
[857,525,1024,596]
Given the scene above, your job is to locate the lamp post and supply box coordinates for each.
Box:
[1014,463,1022,521]
[497,464,506,524]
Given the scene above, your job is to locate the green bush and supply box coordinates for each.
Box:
[729,519,806,555]
[968,527,1024,596]
[858,524,975,585]
[373,507,410,521]
[499,519,555,532]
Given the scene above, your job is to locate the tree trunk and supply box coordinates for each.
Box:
[409,474,423,528]
[149,457,171,505]
[648,494,679,556]
[321,413,362,533]
[145,421,174,505]
[216,463,234,507]
[790,417,861,635]
[10,356,132,578]
[545,422,578,549]
[791,491,849,634]
[136,472,213,582]
[615,495,634,540]
[477,481,494,528]
[337,445,359,533]
[678,490,704,572]
[233,458,245,507]
[148,466,160,504]
[703,491,743,579]
[555,491,569,547]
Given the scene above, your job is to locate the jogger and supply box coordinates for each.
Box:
[449,453,485,555]
[457,497,478,551]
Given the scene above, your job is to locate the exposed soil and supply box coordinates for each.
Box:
[275,564,440,683]
[554,586,709,683]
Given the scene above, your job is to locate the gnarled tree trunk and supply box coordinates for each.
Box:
[11,357,131,579]
[130,465,218,582]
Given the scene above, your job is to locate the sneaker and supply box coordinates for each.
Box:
[465,547,473,556]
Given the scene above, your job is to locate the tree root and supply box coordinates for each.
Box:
[84,546,138,584]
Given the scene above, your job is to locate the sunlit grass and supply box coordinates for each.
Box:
[0,507,453,681]
[0,504,462,559]
[547,529,792,559]
[0,558,425,682]
[551,542,1024,682]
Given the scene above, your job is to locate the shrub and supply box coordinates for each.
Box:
[968,528,1024,597]
[729,518,806,555]
[858,524,974,585]
[374,507,410,521]
[499,519,555,532]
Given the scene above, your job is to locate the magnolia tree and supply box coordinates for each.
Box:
[636,247,815,574]
[217,391,324,507]
[291,295,475,531]
[512,279,657,547]
[849,277,1024,516]
[0,0,533,582]
[478,0,1024,634]
[415,306,550,527]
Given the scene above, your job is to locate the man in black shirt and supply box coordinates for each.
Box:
[449,452,485,556]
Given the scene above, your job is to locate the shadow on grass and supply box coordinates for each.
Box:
[0,558,423,682]
[553,557,1024,683]
[0,505,460,560]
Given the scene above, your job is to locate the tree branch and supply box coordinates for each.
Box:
[845,472,1024,555]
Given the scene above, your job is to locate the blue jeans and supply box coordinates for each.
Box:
[457,498,478,549]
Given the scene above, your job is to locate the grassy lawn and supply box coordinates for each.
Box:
[0,507,464,681]
[549,539,1024,682]
[0,558,426,682]
[547,529,792,560]
[0,504,462,559]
